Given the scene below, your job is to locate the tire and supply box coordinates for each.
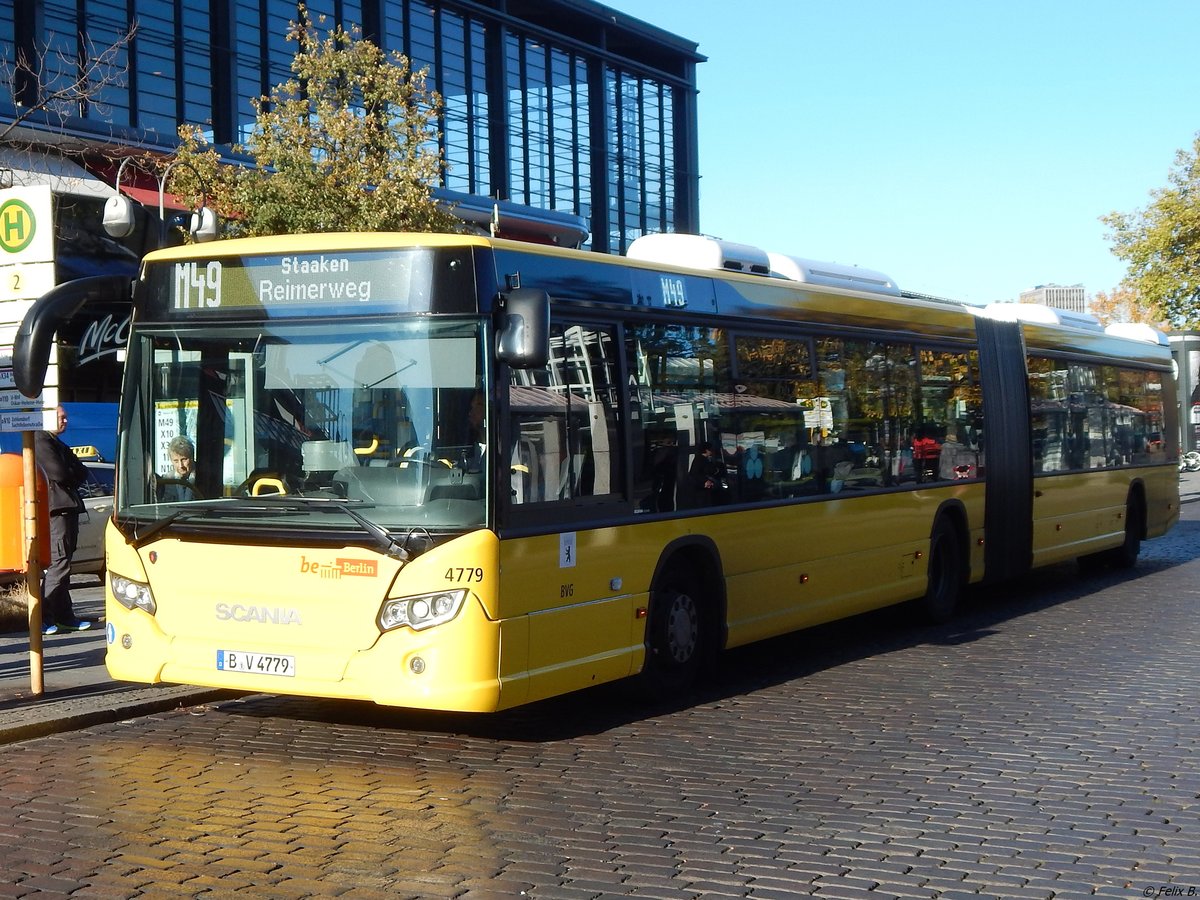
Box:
[918,518,963,623]
[1105,495,1143,570]
[640,570,706,698]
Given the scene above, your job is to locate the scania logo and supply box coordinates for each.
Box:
[215,603,303,625]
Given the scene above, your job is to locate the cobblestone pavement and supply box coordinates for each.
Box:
[0,500,1198,897]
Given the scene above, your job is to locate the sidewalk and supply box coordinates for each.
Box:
[0,576,230,745]
[1180,467,1200,506]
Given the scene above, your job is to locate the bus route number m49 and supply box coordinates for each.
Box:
[174,261,223,309]
[660,276,687,308]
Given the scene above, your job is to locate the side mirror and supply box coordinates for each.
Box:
[13,275,134,396]
[497,288,550,369]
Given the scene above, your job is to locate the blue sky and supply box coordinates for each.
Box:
[602,1,1200,305]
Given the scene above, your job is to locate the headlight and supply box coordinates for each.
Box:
[110,573,156,615]
[377,589,467,632]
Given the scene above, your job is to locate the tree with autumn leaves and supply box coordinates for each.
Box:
[167,7,459,238]
[1102,133,1200,329]
[1088,284,1169,330]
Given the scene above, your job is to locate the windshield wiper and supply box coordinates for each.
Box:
[121,506,205,548]
[120,499,306,548]
[120,495,425,562]
[331,502,410,562]
[262,496,413,562]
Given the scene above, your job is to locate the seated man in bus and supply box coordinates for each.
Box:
[159,435,198,501]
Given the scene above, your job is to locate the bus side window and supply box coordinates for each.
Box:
[918,348,983,481]
[1028,356,1069,473]
[732,334,814,499]
[627,324,731,511]
[507,323,623,505]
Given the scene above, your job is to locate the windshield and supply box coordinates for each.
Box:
[116,317,488,532]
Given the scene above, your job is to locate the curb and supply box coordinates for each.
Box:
[0,686,238,745]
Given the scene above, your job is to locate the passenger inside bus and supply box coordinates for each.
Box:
[938,430,976,480]
[640,431,679,512]
[772,432,809,484]
[687,441,730,506]
[812,433,854,493]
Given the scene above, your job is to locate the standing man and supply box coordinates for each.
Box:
[35,406,94,635]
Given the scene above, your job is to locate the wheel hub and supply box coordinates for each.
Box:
[665,593,698,663]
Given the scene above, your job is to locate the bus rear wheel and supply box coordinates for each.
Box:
[1105,494,1144,570]
[918,518,963,623]
[641,570,705,698]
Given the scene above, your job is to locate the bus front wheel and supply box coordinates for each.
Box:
[641,570,705,698]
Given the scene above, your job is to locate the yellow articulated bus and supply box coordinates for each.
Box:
[14,232,1179,711]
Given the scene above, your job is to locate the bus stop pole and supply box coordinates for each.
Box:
[22,431,44,696]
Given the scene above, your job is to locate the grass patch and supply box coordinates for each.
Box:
[0,581,31,634]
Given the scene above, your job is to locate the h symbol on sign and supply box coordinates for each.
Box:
[2,209,26,243]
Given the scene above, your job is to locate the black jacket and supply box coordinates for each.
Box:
[35,431,88,515]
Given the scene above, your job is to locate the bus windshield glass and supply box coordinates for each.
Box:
[116,317,488,532]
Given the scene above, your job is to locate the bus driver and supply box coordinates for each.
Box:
[159,435,198,501]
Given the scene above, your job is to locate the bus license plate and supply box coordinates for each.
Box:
[217,650,295,677]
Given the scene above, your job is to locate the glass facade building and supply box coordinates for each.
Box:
[1,0,702,252]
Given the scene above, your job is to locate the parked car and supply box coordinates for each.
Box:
[72,448,114,579]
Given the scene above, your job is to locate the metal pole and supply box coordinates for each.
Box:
[22,430,43,695]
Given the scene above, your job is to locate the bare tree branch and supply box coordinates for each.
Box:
[0,22,138,146]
